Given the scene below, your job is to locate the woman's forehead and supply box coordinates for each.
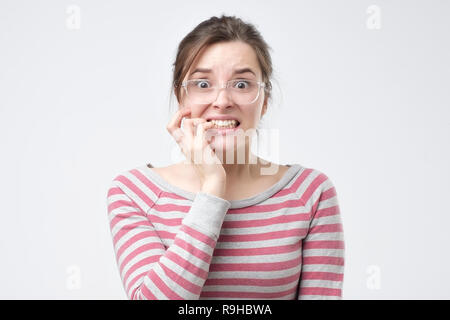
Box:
[188,42,261,77]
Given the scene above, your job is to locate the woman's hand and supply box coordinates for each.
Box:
[166,106,226,197]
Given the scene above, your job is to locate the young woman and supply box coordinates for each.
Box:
[106,15,345,300]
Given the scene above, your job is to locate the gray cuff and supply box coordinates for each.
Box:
[182,192,231,239]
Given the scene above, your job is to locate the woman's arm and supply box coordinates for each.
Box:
[106,179,230,300]
[297,174,345,300]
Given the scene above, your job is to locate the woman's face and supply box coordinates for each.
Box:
[179,41,268,155]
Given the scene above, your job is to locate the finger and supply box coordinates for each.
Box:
[167,107,192,154]
[200,129,221,165]
[190,122,215,164]
[166,106,191,136]
[183,119,211,164]
[195,121,215,146]
[170,126,191,162]
[167,109,194,161]
[172,127,184,143]
[184,118,207,137]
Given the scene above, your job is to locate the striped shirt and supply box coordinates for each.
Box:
[106,163,345,300]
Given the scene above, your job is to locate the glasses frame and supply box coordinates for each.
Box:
[181,79,266,105]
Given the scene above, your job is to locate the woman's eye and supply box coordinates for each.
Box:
[234,81,248,89]
[196,80,210,88]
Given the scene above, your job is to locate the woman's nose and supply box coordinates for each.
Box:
[212,87,232,108]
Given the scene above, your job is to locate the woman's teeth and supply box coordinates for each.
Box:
[209,119,239,128]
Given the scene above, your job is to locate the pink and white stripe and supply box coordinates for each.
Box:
[106,165,345,300]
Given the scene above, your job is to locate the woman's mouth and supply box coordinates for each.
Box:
[206,119,241,134]
[207,119,240,128]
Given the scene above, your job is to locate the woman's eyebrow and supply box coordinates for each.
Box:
[233,68,256,76]
[190,67,256,76]
[190,68,211,75]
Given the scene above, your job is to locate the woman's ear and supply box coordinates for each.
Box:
[261,95,268,118]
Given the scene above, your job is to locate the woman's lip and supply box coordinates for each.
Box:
[206,119,241,126]
[208,123,241,135]
[206,117,240,122]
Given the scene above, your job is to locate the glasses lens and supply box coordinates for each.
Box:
[229,80,260,104]
[186,80,216,104]
[185,79,261,104]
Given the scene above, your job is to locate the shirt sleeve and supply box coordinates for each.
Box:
[297,175,345,300]
[106,181,231,300]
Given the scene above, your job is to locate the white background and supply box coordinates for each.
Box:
[1,0,449,299]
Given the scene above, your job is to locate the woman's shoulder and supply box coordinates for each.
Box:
[107,163,168,213]
[299,165,338,196]
[285,163,338,192]
[287,162,332,179]
[108,162,179,194]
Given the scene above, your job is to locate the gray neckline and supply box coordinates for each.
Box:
[139,163,304,209]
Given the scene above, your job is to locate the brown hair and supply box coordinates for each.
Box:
[171,15,273,108]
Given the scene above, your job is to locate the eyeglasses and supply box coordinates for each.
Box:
[181,79,266,105]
